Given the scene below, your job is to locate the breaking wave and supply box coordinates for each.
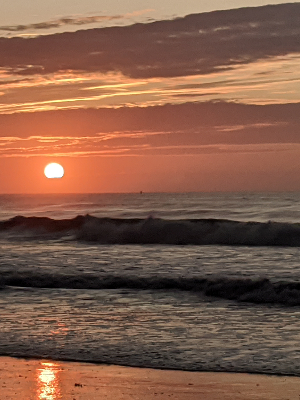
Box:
[1,273,300,307]
[1,214,300,246]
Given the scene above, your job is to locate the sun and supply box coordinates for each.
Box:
[44,163,64,179]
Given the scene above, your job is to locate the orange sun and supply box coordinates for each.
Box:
[44,163,64,179]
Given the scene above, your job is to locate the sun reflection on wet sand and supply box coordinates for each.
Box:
[36,362,61,400]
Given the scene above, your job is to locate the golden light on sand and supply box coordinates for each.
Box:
[36,362,61,400]
[44,163,64,179]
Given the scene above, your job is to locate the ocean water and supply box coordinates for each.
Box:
[1,192,300,376]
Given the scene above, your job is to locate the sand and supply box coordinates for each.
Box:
[0,357,300,399]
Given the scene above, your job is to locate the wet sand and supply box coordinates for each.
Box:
[1,356,300,399]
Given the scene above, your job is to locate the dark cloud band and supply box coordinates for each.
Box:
[0,3,299,78]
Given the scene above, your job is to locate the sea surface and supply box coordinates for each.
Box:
[1,192,300,376]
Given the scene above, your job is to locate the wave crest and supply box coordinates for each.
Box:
[1,214,300,246]
[2,273,300,307]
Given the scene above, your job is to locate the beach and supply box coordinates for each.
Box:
[2,0,300,395]
[1,356,300,400]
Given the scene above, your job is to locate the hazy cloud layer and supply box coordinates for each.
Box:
[0,11,152,32]
[0,3,299,78]
[0,101,300,157]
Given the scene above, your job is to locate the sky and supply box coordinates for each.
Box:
[1,1,300,193]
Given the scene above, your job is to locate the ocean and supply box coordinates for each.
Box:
[1,192,300,376]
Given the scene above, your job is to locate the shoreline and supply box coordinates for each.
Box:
[1,357,300,399]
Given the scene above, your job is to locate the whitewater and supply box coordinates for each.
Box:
[1,192,300,376]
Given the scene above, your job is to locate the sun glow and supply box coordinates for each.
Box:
[44,163,64,179]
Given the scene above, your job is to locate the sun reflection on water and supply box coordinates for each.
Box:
[36,362,61,400]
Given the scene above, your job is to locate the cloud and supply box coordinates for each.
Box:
[0,3,299,79]
[1,101,300,157]
[0,10,153,32]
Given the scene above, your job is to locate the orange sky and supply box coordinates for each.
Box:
[1,3,300,193]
